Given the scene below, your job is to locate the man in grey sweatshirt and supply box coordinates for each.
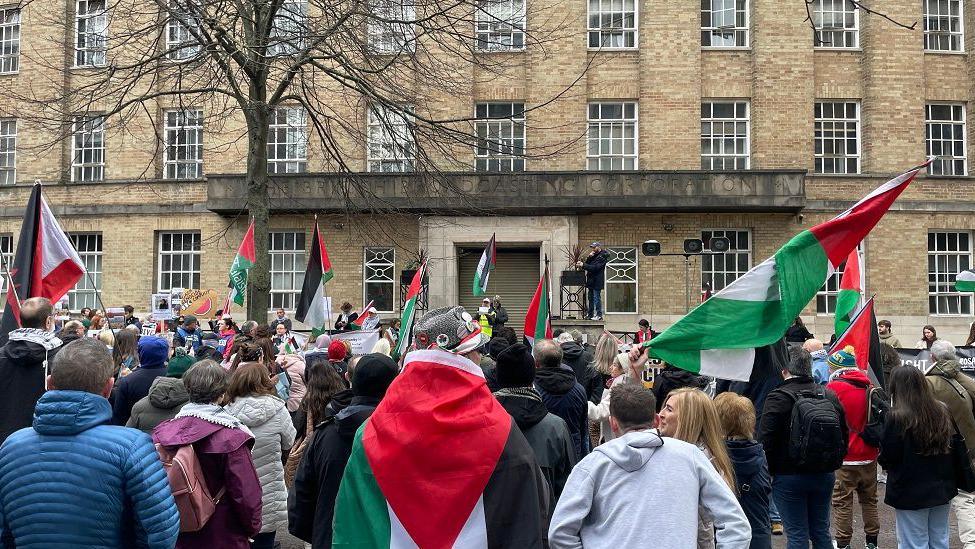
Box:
[549,384,752,549]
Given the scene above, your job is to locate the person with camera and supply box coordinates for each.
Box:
[576,242,609,321]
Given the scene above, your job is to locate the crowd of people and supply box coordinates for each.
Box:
[3,295,975,548]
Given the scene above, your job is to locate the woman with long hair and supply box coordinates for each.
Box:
[966,322,975,347]
[112,329,140,378]
[880,365,956,549]
[917,324,939,350]
[229,340,265,372]
[285,353,348,486]
[588,335,627,445]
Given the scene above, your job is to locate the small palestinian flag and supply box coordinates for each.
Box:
[347,300,374,330]
[227,219,256,306]
[332,349,548,548]
[295,221,334,336]
[393,261,425,360]
[524,263,552,347]
[957,269,975,292]
[834,246,862,337]
[473,233,496,297]
[831,296,886,387]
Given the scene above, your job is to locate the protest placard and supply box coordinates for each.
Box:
[332,329,381,355]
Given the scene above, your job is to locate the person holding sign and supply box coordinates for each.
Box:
[477,297,497,339]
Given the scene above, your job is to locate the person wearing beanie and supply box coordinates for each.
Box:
[481,337,512,392]
[290,353,399,549]
[493,343,575,504]
[111,336,171,425]
[327,340,349,376]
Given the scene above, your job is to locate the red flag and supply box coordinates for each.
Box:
[830,296,885,386]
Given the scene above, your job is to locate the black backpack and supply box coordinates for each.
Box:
[838,381,889,448]
[787,388,847,472]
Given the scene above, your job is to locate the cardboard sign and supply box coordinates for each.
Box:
[141,322,157,336]
[181,289,220,319]
[332,329,381,356]
[151,294,172,320]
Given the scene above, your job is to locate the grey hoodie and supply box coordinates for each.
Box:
[549,430,751,549]
[126,376,189,433]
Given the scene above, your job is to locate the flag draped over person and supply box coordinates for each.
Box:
[646,164,926,381]
[524,263,552,347]
[834,246,862,337]
[348,300,375,330]
[956,268,975,292]
[295,221,334,336]
[473,233,496,297]
[227,219,256,307]
[830,296,886,387]
[393,261,426,359]
[0,184,84,343]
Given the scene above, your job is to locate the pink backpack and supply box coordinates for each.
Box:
[155,443,226,532]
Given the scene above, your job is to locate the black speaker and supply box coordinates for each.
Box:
[710,237,731,253]
[642,240,661,256]
[683,239,704,254]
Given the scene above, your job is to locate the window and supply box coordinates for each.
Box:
[75,0,107,67]
[269,231,305,310]
[925,0,964,52]
[701,0,748,47]
[605,247,637,313]
[268,107,307,174]
[164,109,203,179]
[587,102,637,170]
[701,101,749,170]
[475,102,525,172]
[367,105,414,172]
[166,1,201,61]
[587,0,636,48]
[364,247,395,313]
[812,0,858,47]
[68,233,101,311]
[0,118,15,185]
[929,231,973,315]
[368,0,415,53]
[71,115,105,182]
[926,103,967,176]
[269,0,306,55]
[157,231,200,292]
[476,0,525,51]
[814,101,860,174]
[0,234,11,308]
[816,245,862,314]
[0,7,20,73]
[701,230,751,292]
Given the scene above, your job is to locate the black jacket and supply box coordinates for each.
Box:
[289,396,380,549]
[0,329,62,445]
[726,439,772,549]
[581,250,609,290]
[652,365,710,412]
[878,416,958,510]
[560,342,602,403]
[756,375,847,476]
[785,324,814,343]
[111,362,168,426]
[534,366,589,460]
[493,306,509,329]
[715,340,787,428]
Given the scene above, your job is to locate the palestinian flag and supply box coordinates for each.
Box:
[834,246,862,337]
[332,349,547,548]
[473,233,496,297]
[646,163,925,381]
[957,269,975,292]
[0,184,84,343]
[393,261,425,360]
[227,219,256,306]
[347,300,375,330]
[830,296,886,387]
[523,263,552,347]
[295,221,333,335]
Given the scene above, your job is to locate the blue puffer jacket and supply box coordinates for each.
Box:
[0,390,180,549]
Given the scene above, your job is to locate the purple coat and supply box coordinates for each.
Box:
[153,415,263,549]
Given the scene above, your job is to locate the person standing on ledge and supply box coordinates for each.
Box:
[577,242,609,321]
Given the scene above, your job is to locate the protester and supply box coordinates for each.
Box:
[652,362,710,413]
[0,338,180,548]
[589,345,647,444]
[313,332,332,351]
[272,322,290,349]
[125,356,192,433]
[824,346,880,549]
[58,319,86,344]
[879,365,958,549]
[360,306,380,330]
[559,331,602,403]
[152,361,262,548]
[216,315,238,358]
[534,338,590,460]
[588,332,617,403]
[785,317,814,343]
[331,306,549,547]
[174,315,204,352]
[285,353,347,486]
[113,327,140,377]
[0,297,62,445]
[549,384,751,548]
[98,328,115,350]
[270,308,292,332]
[79,306,93,328]
[276,352,307,413]
[880,342,901,384]
[111,335,170,425]
[578,242,609,320]
[223,362,297,549]
[714,392,772,549]
[371,337,392,356]
[327,339,349,375]
[803,338,829,384]
[877,319,902,348]
[229,339,265,372]
[477,297,497,338]
[289,353,399,548]
[492,294,509,329]
[917,324,938,349]
[240,319,259,337]
[757,347,847,549]
[634,318,653,343]
[968,321,975,347]
[123,304,141,329]
[334,301,357,331]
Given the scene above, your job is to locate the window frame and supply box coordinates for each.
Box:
[474,102,526,172]
[701,229,752,293]
[586,101,638,170]
[475,0,526,52]
[367,104,415,173]
[701,100,750,170]
[926,102,968,177]
[268,106,308,174]
[701,0,749,48]
[604,246,638,314]
[269,0,307,56]
[814,100,861,175]
[71,115,105,182]
[363,246,396,314]
[0,7,20,74]
[166,0,201,61]
[269,230,306,312]
[587,0,638,50]
[924,0,965,53]
[67,233,101,312]
[811,0,860,49]
[928,230,974,316]
[156,231,201,293]
[368,0,416,54]
[75,0,108,68]
[0,118,15,185]
[163,108,204,180]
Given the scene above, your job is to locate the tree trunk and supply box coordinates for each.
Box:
[245,106,271,323]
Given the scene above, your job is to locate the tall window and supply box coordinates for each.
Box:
[924,0,964,52]
[814,101,860,174]
[0,234,11,307]
[475,102,525,172]
[476,0,525,51]
[269,231,305,310]
[368,0,415,53]
[812,0,859,48]
[75,0,107,67]
[587,102,637,170]
[71,115,105,182]
[816,245,862,314]
[929,231,973,315]
[268,107,307,174]
[68,233,101,311]
[166,1,201,61]
[0,7,20,73]
[605,247,637,313]
[926,103,967,176]
[701,230,751,292]
[701,0,748,47]
[587,0,636,48]
[157,232,200,292]
[701,101,749,170]
[0,118,15,185]
[270,0,307,55]
[164,109,203,179]
[367,105,414,172]
[364,247,395,313]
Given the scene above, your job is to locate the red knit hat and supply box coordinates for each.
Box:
[328,340,348,362]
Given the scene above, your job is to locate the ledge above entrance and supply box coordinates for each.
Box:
[206,170,806,215]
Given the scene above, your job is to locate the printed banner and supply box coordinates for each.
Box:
[332,329,381,356]
[895,346,975,376]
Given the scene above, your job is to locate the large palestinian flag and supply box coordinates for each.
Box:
[332,349,547,548]
[646,163,925,381]
[0,184,84,343]
[294,221,334,335]
[833,246,862,337]
[227,219,256,307]
[523,264,552,347]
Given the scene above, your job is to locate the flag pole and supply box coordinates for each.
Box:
[0,246,21,317]
[316,214,333,338]
[544,254,551,333]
